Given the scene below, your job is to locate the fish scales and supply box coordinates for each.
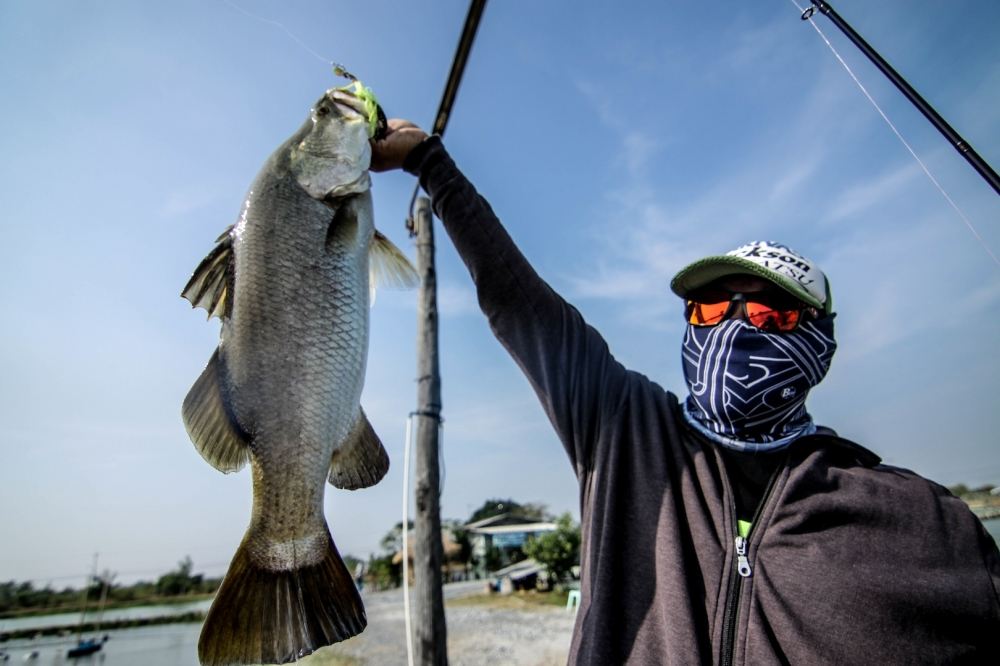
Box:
[181,86,416,666]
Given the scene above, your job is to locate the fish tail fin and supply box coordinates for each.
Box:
[198,529,365,666]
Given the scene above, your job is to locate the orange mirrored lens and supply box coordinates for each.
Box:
[687,300,731,326]
[745,301,800,332]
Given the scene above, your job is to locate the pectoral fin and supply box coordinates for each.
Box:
[182,226,234,320]
[369,230,419,303]
[328,407,389,490]
[182,348,250,473]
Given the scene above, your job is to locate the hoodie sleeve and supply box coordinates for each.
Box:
[404,136,629,475]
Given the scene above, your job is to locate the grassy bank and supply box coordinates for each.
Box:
[1,590,573,643]
[0,611,207,642]
[447,589,570,609]
[0,593,214,620]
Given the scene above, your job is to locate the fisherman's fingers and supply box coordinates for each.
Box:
[370,119,428,172]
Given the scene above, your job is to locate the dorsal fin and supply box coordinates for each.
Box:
[369,230,419,303]
[182,226,235,320]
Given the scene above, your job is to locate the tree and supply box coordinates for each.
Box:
[87,569,117,599]
[523,513,581,587]
[467,498,551,524]
[948,484,971,498]
[366,553,400,591]
[343,554,363,577]
[380,520,415,554]
[441,518,472,571]
[156,556,202,596]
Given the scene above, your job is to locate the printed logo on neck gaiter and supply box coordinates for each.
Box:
[682,316,837,443]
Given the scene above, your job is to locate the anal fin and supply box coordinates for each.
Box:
[182,348,250,473]
[328,407,389,490]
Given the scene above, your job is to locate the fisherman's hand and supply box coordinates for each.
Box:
[370,119,428,172]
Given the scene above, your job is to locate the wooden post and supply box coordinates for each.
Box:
[413,195,447,665]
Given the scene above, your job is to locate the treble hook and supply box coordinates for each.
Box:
[332,63,358,82]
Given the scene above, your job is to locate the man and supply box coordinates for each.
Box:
[371,121,1000,664]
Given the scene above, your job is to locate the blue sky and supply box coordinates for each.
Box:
[1,0,998,586]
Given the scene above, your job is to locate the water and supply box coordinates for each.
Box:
[0,623,201,666]
[985,517,1000,546]
[0,600,213,633]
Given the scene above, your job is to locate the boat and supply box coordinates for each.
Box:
[66,554,110,659]
[67,637,106,658]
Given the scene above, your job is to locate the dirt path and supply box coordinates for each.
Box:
[303,582,576,665]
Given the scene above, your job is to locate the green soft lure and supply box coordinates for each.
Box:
[333,64,381,139]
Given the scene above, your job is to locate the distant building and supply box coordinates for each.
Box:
[464,513,557,577]
[392,530,468,583]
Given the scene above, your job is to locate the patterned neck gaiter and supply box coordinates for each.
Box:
[681,316,837,451]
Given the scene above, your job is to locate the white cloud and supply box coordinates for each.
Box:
[769,157,821,203]
[825,161,921,222]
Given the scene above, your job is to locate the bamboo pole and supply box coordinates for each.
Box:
[413,195,447,665]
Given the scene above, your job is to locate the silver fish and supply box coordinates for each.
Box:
[181,86,416,666]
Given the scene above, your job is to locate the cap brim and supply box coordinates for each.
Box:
[670,255,826,310]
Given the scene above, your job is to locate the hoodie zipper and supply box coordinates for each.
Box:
[719,457,785,666]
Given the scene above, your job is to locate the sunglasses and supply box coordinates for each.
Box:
[685,292,819,333]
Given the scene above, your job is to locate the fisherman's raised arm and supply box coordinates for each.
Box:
[372,121,629,474]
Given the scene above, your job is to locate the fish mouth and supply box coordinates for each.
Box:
[328,89,368,118]
[326,89,388,141]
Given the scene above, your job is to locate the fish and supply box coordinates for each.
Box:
[181,84,417,666]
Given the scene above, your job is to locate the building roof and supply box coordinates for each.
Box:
[464,512,555,532]
[468,522,556,536]
[491,558,545,580]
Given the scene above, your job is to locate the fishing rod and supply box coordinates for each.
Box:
[406,0,488,232]
[803,0,1000,196]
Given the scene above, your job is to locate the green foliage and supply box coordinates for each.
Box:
[365,553,400,591]
[0,557,221,616]
[342,554,363,577]
[379,520,415,555]
[483,546,504,572]
[0,580,60,613]
[523,513,581,586]
[442,518,473,568]
[156,556,204,596]
[949,483,997,499]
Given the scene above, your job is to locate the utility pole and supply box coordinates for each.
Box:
[412,195,447,666]
[408,2,487,665]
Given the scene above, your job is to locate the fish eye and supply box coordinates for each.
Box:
[316,105,331,117]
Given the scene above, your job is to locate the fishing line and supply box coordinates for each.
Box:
[221,0,333,66]
[790,0,1000,269]
[438,420,446,497]
[401,414,415,666]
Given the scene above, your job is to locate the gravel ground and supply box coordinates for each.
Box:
[301,582,576,665]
